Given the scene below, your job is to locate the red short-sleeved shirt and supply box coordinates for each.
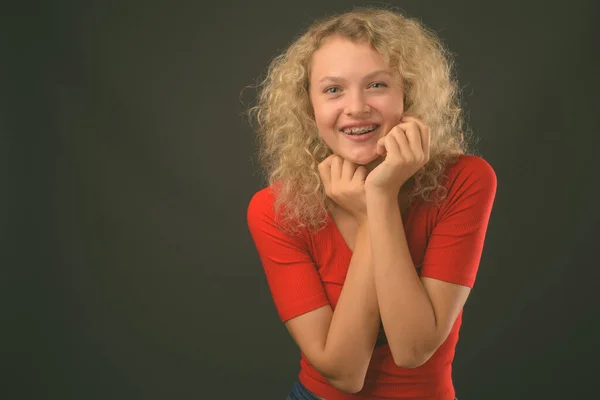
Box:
[247,155,497,400]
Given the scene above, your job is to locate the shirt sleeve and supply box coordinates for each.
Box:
[247,188,330,323]
[419,156,497,288]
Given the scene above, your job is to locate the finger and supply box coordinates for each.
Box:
[376,136,387,156]
[421,128,430,162]
[353,165,368,183]
[398,122,423,160]
[341,158,356,182]
[420,125,431,162]
[385,129,403,160]
[318,154,335,191]
[319,154,335,170]
[330,155,343,183]
[402,116,431,161]
[401,116,427,132]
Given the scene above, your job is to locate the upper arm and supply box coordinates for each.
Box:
[418,157,497,356]
[247,190,340,380]
[247,190,330,322]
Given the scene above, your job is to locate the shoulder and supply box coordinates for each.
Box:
[446,154,496,180]
[248,186,275,208]
[247,186,277,222]
[247,184,297,231]
[433,154,497,218]
[247,185,311,247]
[443,154,497,193]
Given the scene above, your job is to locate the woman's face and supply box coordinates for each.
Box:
[309,35,405,166]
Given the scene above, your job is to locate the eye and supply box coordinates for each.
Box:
[370,82,388,89]
[324,86,341,94]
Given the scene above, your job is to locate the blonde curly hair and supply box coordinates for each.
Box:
[248,7,472,233]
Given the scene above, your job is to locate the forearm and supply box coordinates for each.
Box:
[322,223,380,391]
[366,191,437,367]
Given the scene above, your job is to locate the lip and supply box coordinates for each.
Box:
[338,122,380,131]
[340,125,380,142]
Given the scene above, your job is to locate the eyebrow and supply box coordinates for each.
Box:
[318,69,392,84]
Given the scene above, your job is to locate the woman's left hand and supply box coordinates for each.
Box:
[365,116,431,196]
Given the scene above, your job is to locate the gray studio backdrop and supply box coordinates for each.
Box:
[4,0,598,399]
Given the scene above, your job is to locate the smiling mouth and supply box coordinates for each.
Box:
[340,124,380,135]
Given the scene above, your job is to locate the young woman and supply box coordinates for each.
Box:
[246,7,496,400]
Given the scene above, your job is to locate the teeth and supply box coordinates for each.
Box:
[342,125,378,135]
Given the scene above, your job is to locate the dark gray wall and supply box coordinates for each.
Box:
[4,0,599,398]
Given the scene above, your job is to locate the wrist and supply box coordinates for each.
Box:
[365,187,400,204]
[366,194,400,221]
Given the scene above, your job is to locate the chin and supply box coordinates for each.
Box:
[346,152,380,166]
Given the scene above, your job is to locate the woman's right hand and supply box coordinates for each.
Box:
[318,154,368,224]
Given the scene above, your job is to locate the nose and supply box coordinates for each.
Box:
[344,90,371,116]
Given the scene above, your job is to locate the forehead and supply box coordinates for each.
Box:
[309,35,389,79]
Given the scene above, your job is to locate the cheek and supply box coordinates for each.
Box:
[378,99,404,124]
[313,103,338,130]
